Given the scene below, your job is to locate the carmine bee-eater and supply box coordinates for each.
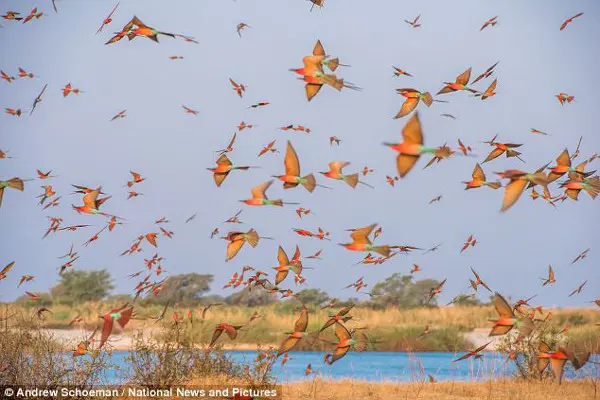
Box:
[222,229,268,262]
[71,187,115,217]
[273,246,303,285]
[537,342,583,383]
[96,2,120,34]
[98,305,134,348]
[339,223,391,257]
[496,169,548,211]
[394,88,433,119]
[322,322,367,365]
[210,323,243,347]
[482,135,524,163]
[62,83,82,97]
[540,265,556,286]
[437,68,478,95]
[474,79,497,100]
[560,12,583,31]
[0,178,24,208]
[240,180,298,207]
[384,112,451,177]
[560,175,599,201]
[208,154,257,187]
[404,14,421,28]
[236,22,250,37]
[463,163,501,190]
[488,293,534,339]
[480,16,498,31]
[272,141,317,192]
[454,341,492,362]
[556,92,574,105]
[126,16,176,43]
[229,78,246,98]
[277,305,309,357]
[320,161,372,188]
[392,66,413,77]
[546,149,594,184]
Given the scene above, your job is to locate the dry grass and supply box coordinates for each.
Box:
[283,378,597,400]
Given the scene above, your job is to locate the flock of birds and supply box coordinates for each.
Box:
[1,1,598,386]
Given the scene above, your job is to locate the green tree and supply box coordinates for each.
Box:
[148,273,214,305]
[295,289,330,306]
[226,287,274,307]
[50,269,114,304]
[367,273,441,309]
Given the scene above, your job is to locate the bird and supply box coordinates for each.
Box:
[488,293,534,339]
[98,305,134,349]
[0,178,25,208]
[437,68,478,95]
[208,154,256,187]
[453,341,492,362]
[560,12,583,31]
[463,164,501,190]
[30,84,48,115]
[404,14,421,28]
[394,88,433,119]
[240,180,297,207]
[277,305,309,357]
[210,323,244,347]
[384,113,451,177]
[480,16,498,31]
[96,2,120,34]
[272,141,317,192]
[339,224,391,257]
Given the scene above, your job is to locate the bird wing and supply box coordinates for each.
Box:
[350,224,376,245]
[284,141,301,176]
[401,112,423,145]
[456,68,471,85]
[493,293,514,318]
[250,180,272,200]
[294,306,309,332]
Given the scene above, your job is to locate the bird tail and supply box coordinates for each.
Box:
[584,176,600,199]
[0,188,4,208]
[117,307,134,328]
[421,92,433,107]
[246,229,260,247]
[486,181,502,189]
[7,178,24,191]
[161,31,176,38]
[373,245,391,257]
[302,174,316,193]
[505,149,521,159]
[517,317,534,338]
[321,74,344,91]
[271,199,284,207]
[345,173,359,188]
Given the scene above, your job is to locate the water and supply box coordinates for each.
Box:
[97,351,598,384]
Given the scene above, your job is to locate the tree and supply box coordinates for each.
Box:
[50,269,114,304]
[366,273,441,309]
[294,289,330,306]
[226,287,274,307]
[147,273,214,305]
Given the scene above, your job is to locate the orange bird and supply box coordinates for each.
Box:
[546,149,594,183]
[210,323,243,347]
[496,169,547,211]
[237,121,255,131]
[322,322,367,365]
[72,329,98,357]
[62,83,82,97]
[463,163,501,190]
[240,180,297,207]
[471,62,499,84]
[236,22,250,37]
[453,341,492,362]
[410,264,421,274]
[25,291,40,301]
[571,248,590,264]
[37,170,57,180]
[482,135,524,163]
[560,175,599,201]
[339,224,391,257]
[216,133,237,155]
[247,101,270,109]
[182,105,199,115]
[404,14,421,28]
[126,171,145,187]
[273,246,304,285]
[384,113,451,177]
[556,92,574,105]
[560,12,583,31]
[229,78,246,98]
[0,261,15,281]
[437,68,478,95]
[469,267,492,292]
[98,305,134,349]
[110,109,127,121]
[537,342,578,383]
[222,229,264,262]
[330,136,341,146]
[273,141,317,192]
[0,178,25,208]
[96,2,120,34]
[480,16,498,31]
[208,154,256,187]
[320,161,372,188]
[17,274,35,287]
[126,16,177,43]
[5,108,22,117]
[71,187,113,216]
[568,281,587,297]
[540,265,556,286]
[1,71,15,83]
[392,66,413,77]
[277,306,309,357]
[427,279,447,303]
[488,293,534,339]
[258,140,278,157]
[474,79,497,100]
[530,128,549,136]
[306,249,322,260]
[394,88,433,119]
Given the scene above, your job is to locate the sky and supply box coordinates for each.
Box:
[0,0,599,307]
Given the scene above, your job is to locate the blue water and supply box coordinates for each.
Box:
[96,351,598,384]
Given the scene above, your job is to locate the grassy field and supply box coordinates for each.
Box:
[6,302,600,352]
[281,378,598,400]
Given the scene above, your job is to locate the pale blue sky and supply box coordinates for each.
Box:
[1,0,598,306]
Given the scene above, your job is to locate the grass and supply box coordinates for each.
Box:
[6,302,600,351]
[282,378,598,400]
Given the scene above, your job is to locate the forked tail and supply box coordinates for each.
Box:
[302,174,316,193]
